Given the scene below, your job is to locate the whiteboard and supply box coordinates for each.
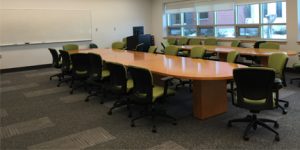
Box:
[0,9,92,46]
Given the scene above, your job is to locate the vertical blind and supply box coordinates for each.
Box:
[165,0,286,13]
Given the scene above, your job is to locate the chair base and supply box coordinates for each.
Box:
[290,78,300,87]
[130,105,177,133]
[278,99,289,114]
[175,80,192,92]
[228,114,280,141]
[49,73,62,81]
[107,97,132,117]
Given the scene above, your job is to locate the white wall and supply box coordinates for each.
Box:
[151,0,300,67]
[0,0,152,69]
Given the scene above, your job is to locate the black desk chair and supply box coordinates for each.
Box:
[48,48,62,81]
[128,66,177,133]
[106,62,133,116]
[57,50,73,87]
[228,67,280,141]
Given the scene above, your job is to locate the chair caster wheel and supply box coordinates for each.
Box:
[70,91,73,95]
[284,103,289,107]
[131,123,135,127]
[227,122,232,127]
[152,128,157,133]
[100,101,104,104]
[85,98,89,102]
[57,84,60,87]
[107,111,112,115]
[128,114,132,118]
[282,110,287,115]
[275,135,280,141]
[253,124,257,130]
[50,78,52,81]
[243,136,249,141]
[172,122,177,126]
[274,122,279,129]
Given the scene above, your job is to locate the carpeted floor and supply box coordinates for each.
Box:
[1,68,300,150]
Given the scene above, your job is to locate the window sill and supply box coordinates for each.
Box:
[164,36,287,44]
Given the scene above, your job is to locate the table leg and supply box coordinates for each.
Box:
[192,80,228,119]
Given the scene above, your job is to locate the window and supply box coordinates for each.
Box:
[165,1,287,40]
[237,4,259,24]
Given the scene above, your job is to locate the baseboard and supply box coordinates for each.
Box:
[0,64,52,74]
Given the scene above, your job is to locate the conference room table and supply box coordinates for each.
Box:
[69,48,246,120]
[177,45,297,66]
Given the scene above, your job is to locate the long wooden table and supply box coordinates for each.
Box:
[178,45,297,66]
[69,48,246,119]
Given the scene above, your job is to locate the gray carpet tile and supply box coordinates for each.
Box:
[0,83,39,93]
[27,127,115,150]
[1,68,300,149]
[23,87,70,98]
[25,70,60,78]
[59,93,88,104]
[0,117,54,139]
[0,80,11,86]
[148,141,187,150]
[0,109,8,118]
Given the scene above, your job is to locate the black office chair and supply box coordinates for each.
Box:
[89,43,98,49]
[85,53,110,103]
[48,48,62,81]
[106,62,133,116]
[127,66,177,133]
[228,67,280,141]
[290,52,300,87]
[69,53,90,94]
[57,50,73,87]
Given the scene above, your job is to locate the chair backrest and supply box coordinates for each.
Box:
[112,41,125,49]
[177,37,188,45]
[164,45,179,56]
[227,51,240,63]
[161,40,170,49]
[70,53,90,75]
[48,48,60,68]
[59,50,72,72]
[89,43,98,49]
[88,53,103,78]
[63,44,79,51]
[233,67,276,110]
[268,53,288,78]
[128,66,153,100]
[148,46,157,53]
[231,41,240,47]
[189,38,201,45]
[135,43,144,51]
[190,47,205,59]
[167,38,177,45]
[259,42,280,49]
[253,41,266,48]
[204,38,217,45]
[106,62,128,92]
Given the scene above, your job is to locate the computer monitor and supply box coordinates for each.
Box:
[133,26,144,36]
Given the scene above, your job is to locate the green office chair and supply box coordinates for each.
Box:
[85,53,110,103]
[49,48,62,81]
[231,40,241,47]
[203,38,217,58]
[106,62,133,116]
[167,37,177,45]
[127,66,176,133]
[268,53,289,114]
[290,53,300,87]
[112,41,125,49]
[164,45,179,56]
[122,37,127,46]
[227,51,240,63]
[57,50,73,87]
[177,37,188,45]
[190,47,206,59]
[228,67,280,141]
[69,53,90,94]
[188,38,202,45]
[148,46,157,53]
[63,44,79,51]
[259,42,280,49]
[204,38,217,45]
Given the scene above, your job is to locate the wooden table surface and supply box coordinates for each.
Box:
[68,48,247,119]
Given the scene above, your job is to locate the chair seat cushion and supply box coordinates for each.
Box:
[111,79,134,93]
[133,86,175,103]
[234,93,276,108]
